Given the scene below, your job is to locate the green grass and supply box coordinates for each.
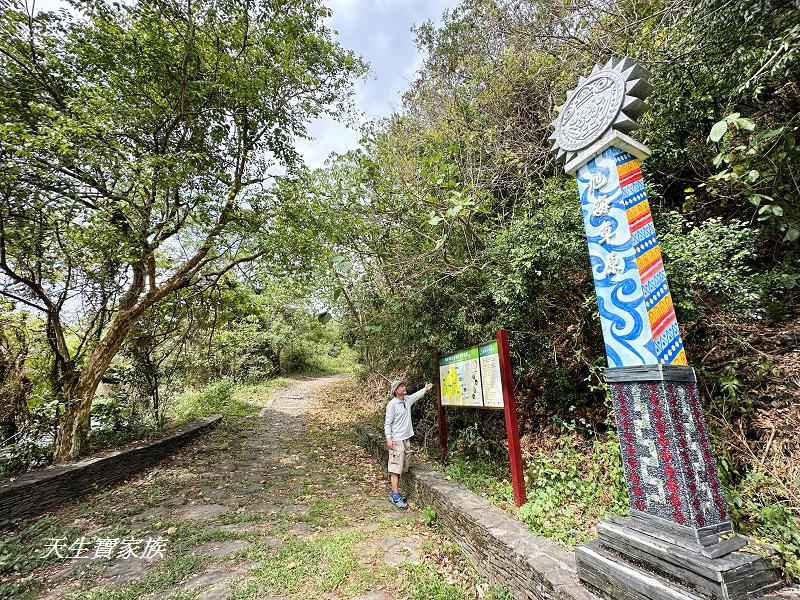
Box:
[0,580,37,600]
[66,554,205,600]
[726,469,800,581]
[57,521,256,600]
[171,379,248,423]
[1,376,500,598]
[518,436,628,546]
[300,344,359,375]
[215,512,267,526]
[170,376,295,423]
[402,563,468,600]
[235,531,362,598]
[0,516,80,577]
[442,434,629,547]
[300,498,348,528]
[444,457,514,505]
[231,377,295,409]
[422,506,438,527]
[485,585,513,600]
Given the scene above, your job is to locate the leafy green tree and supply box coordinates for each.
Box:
[119,291,198,428]
[0,0,364,460]
[0,304,32,440]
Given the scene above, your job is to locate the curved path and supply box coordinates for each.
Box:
[3,376,482,600]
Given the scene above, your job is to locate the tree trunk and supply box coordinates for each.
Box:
[53,373,94,463]
[152,383,161,427]
[53,307,146,462]
[52,390,88,461]
[0,327,31,442]
[50,242,215,462]
[333,274,373,372]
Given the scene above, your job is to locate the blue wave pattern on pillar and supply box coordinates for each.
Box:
[577,148,658,367]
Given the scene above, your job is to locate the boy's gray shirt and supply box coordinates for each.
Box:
[384,388,427,442]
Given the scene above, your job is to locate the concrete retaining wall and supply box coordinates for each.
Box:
[0,415,222,522]
[355,425,600,600]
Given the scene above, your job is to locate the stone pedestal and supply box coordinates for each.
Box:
[577,515,782,600]
[576,366,783,600]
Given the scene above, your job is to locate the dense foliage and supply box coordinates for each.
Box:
[296,0,800,579]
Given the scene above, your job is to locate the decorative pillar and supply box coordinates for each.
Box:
[551,58,784,600]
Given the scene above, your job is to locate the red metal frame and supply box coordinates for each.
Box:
[435,329,526,507]
[496,328,526,507]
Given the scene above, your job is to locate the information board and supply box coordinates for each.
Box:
[436,329,524,506]
[439,341,504,409]
[479,341,504,408]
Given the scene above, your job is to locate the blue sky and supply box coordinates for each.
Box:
[34,0,460,168]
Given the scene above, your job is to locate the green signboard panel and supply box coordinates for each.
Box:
[439,340,504,409]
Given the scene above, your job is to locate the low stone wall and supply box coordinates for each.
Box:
[0,415,222,523]
[355,425,599,600]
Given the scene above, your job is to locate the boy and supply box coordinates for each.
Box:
[384,379,433,509]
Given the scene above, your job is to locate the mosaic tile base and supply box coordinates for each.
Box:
[608,367,728,531]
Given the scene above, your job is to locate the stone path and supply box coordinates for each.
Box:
[4,376,481,600]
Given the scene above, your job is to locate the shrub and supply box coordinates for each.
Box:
[727,469,800,580]
[403,563,468,600]
[659,213,764,320]
[444,456,514,505]
[519,435,628,546]
[422,505,438,527]
[170,378,243,423]
[451,422,497,458]
[88,395,157,450]
[0,433,51,479]
[0,516,78,575]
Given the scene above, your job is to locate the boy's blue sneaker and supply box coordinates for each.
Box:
[389,491,407,510]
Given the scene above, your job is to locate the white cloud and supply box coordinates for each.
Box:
[295,120,361,170]
[32,0,68,11]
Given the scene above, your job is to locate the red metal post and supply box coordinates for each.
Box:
[434,352,449,463]
[496,328,526,507]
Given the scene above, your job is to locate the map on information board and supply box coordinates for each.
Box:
[439,347,483,407]
[439,341,505,409]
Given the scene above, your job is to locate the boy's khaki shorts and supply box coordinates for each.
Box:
[387,439,411,475]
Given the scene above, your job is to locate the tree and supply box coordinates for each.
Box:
[0,305,32,440]
[121,292,196,428]
[0,0,365,461]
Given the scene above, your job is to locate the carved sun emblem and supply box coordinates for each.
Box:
[550,57,652,164]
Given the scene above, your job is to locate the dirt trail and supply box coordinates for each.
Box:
[5,376,481,600]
